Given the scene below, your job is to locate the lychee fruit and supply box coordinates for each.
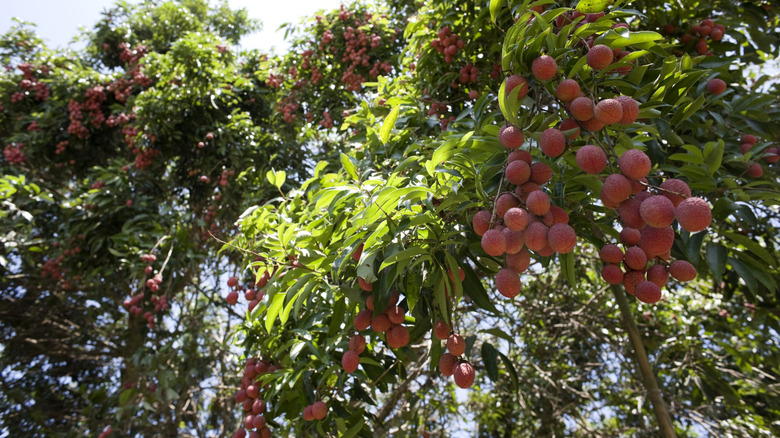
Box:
[602,174,632,204]
[342,350,360,373]
[526,190,551,216]
[618,149,651,180]
[453,361,476,388]
[499,125,525,149]
[496,268,521,298]
[434,320,451,340]
[505,75,529,99]
[575,145,607,174]
[481,229,507,256]
[646,264,669,287]
[547,223,576,253]
[659,179,691,206]
[530,162,553,185]
[354,309,372,331]
[676,197,711,232]
[601,264,624,284]
[594,99,624,124]
[312,401,327,420]
[556,79,581,102]
[624,246,648,270]
[472,210,492,236]
[639,195,676,228]
[387,325,410,349]
[349,334,366,353]
[706,78,727,95]
[600,244,624,264]
[447,333,466,356]
[539,128,566,157]
[669,260,696,281]
[587,44,614,70]
[615,95,639,124]
[438,352,457,376]
[639,225,675,258]
[635,281,662,304]
[506,160,531,185]
[495,193,519,218]
[570,97,595,121]
[524,222,549,251]
[559,118,581,139]
[504,207,531,231]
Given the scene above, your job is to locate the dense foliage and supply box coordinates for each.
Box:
[1,0,779,437]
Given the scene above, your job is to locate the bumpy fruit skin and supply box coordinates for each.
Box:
[227,276,239,287]
[495,193,519,218]
[576,145,607,174]
[524,222,549,251]
[303,406,314,422]
[438,352,457,376]
[601,264,624,284]
[496,268,522,298]
[639,225,675,258]
[540,128,566,157]
[447,333,466,356]
[508,149,533,164]
[526,190,551,216]
[342,350,360,373]
[646,264,669,287]
[481,229,508,256]
[354,309,373,331]
[570,97,595,121]
[472,210,493,236]
[434,320,451,340]
[618,149,652,180]
[532,55,558,80]
[676,197,712,232]
[387,325,410,349]
[358,276,373,291]
[499,125,525,149]
[311,401,328,420]
[600,244,624,264]
[530,162,553,185]
[594,99,624,124]
[506,160,531,185]
[506,249,532,272]
[504,207,531,231]
[587,44,614,70]
[706,78,727,95]
[619,193,649,229]
[387,306,406,324]
[623,270,645,295]
[549,206,570,224]
[371,314,392,333]
[746,162,763,178]
[602,174,632,204]
[766,147,779,163]
[352,243,363,262]
[615,95,640,124]
[505,75,529,99]
[741,134,757,146]
[559,118,581,139]
[556,79,581,102]
[620,227,641,246]
[669,260,697,281]
[660,179,691,206]
[349,334,367,354]
[453,361,476,388]
[640,195,676,228]
[624,246,648,270]
[547,223,577,253]
[635,281,662,303]
[503,228,525,254]
[226,290,239,305]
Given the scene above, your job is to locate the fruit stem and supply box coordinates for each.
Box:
[612,285,677,438]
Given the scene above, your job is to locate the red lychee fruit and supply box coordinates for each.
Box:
[506,249,532,273]
[226,291,239,305]
[676,197,711,232]
[570,97,595,121]
[524,222,549,252]
[227,276,238,287]
[371,314,392,332]
[453,361,476,388]
[747,163,763,178]
[503,228,525,254]
[447,333,466,356]
[438,352,457,376]
[624,246,648,270]
[481,229,507,256]
[349,334,366,353]
[505,75,529,100]
[532,55,558,80]
[635,281,662,304]
[559,118,581,139]
[506,160,531,185]
[740,134,757,146]
[615,95,639,124]
[530,162,553,185]
[434,320,451,340]
[639,225,675,258]
[623,270,645,295]
[619,192,650,230]
[499,125,525,149]
[342,350,360,373]
[669,260,696,282]
[646,264,669,287]
[640,195,676,228]
[387,325,410,349]
[526,190,551,216]
[601,264,624,284]
[582,117,605,132]
[354,309,373,331]
[587,44,614,70]
[575,145,607,174]
[659,179,691,206]
[496,268,521,298]
[600,244,624,264]
[312,401,327,420]
[620,227,641,246]
[539,128,566,157]
[594,99,624,125]
[358,276,373,291]
[504,207,531,231]
[556,79,581,102]
[507,149,533,164]
[547,223,576,253]
[352,243,363,262]
[618,149,651,180]
[495,193,519,218]
[602,174,632,204]
[472,210,493,236]
[706,78,727,95]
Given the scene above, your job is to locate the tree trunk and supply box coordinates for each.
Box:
[612,286,676,438]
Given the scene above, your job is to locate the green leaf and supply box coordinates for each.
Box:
[266,169,286,189]
[380,106,399,145]
[462,263,498,314]
[576,0,613,13]
[342,418,365,438]
[380,247,428,272]
[489,0,506,23]
[723,232,775,266]
[340,153,359,181]
[560,251,576,286]
[265,292,285,333]
[706,243,727,284]
[728,257,757,294]
[481,342,499,381]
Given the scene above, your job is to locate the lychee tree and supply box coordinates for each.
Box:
[225,0,779,437]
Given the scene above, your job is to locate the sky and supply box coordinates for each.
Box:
[0,0,344,53]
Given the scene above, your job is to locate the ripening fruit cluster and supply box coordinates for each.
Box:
[225,271,269,311]
[430,26,465,64]
[302,400,328,422]
[433,322,475,389]
[671,18,726,56]
[739,133,777,178]
[596,168,712,302]
[345,288,408,373]
[233,357,279,438]
[121,253,169,329]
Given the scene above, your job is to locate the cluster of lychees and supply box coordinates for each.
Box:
[342,244,410,373]
[431,300,476,389]
[122,253,169,329]
[668,18,725,56]
[740,134,777,178]
[430,26,465,64]
[233,357,278,438]
[302,401,328,422]
[225,270,269,311]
